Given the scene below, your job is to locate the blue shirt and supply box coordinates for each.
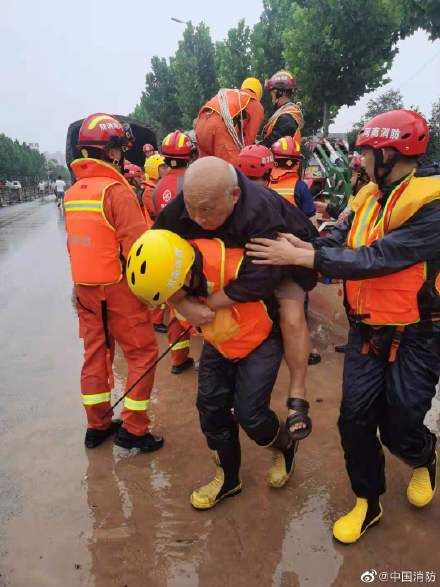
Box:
[294,179,316,218]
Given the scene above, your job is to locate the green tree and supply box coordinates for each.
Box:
[250,0,290,81]
[425,98,440,162]
[364,88,404,119]
[398,0,440,40]
[250,0,291,113]
[131,56,180,140]
[215,19,252,89]
[284,0,401,136]
[47,158,70,182]
[172,22,217,129]
[0,134,49,182]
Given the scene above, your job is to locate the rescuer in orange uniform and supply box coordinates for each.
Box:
[154,130,196,374]
[64,113,164,452]
[195,78,265,166]
[141,153,169,332]
[142,154,168,223]
[269,136,316,218]
[127,229,297,509]
[261,70,304,148]
[246,109,440,544]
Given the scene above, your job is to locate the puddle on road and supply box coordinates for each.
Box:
[272,490,343,587]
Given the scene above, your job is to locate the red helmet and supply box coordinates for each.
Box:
[271,136,301,160]
[124,160,144,181]
[265,70,296,92]
[143,143,154,156]
[356,109,429,156]
[238,145,274,178]
[161,130,193,159]
[77,113,131,150]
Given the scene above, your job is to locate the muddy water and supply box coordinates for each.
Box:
[0,200,438,587]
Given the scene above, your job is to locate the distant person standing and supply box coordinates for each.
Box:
[55,176,66,207]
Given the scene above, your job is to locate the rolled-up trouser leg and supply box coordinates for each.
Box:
[338,325,388,499]
[197,342,239,449]
[379,322,439,468]
[234,330,283,446]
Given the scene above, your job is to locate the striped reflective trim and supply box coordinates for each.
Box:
[81,392,111,406]
[87,114,113,129]
[124,397,150,411]
[172,340,190,351]
[65,200,102,213]
[274,188,293,194]
[353,197,378,248]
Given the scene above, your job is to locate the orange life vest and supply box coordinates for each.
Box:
[65,158,136,285]
[174,238,273,360]
[346,173,440,326]
[268,168,298,206]
[263,102,304,144]
[202,89,252,119]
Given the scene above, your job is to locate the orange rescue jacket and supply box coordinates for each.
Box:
[346,174,440,326]
[202,89,252,119]
[263,102,304,144]
[269,168,298,206]
[174,238,273,360]
[65,158,135,285]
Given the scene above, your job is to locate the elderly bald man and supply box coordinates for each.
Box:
[154,156,317,509]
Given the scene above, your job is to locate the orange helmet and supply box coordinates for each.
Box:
[161,130,193,159]
[238,145,274,178]
[271,136,301,160]
[77,113,132,150]
[265,70,296,92]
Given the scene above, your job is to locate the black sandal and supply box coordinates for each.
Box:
[286,398,312,441]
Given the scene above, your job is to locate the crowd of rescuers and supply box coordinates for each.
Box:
[63,68,440,546]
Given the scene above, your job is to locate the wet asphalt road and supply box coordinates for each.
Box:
[0,198,439,587]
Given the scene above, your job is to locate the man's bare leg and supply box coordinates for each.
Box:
[277,283,311,436]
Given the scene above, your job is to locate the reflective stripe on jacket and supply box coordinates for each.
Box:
[346,174,440,325]
[269,168,298,207]
[175,238,273,360]
[65,158,132,285]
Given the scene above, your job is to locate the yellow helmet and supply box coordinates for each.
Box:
[241,77,263,101]
[144,154,166,181]
[127,230,195,306]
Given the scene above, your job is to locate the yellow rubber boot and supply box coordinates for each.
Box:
[190,448,242,510]
[268,447,296,488]
[333,498,383,544]
[190,466,242,509]
[407,452,437,508]
[267,425,298,488]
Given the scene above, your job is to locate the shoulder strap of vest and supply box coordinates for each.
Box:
[380,173,440,234]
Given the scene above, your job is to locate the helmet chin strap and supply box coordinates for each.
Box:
[373,149,401,190]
